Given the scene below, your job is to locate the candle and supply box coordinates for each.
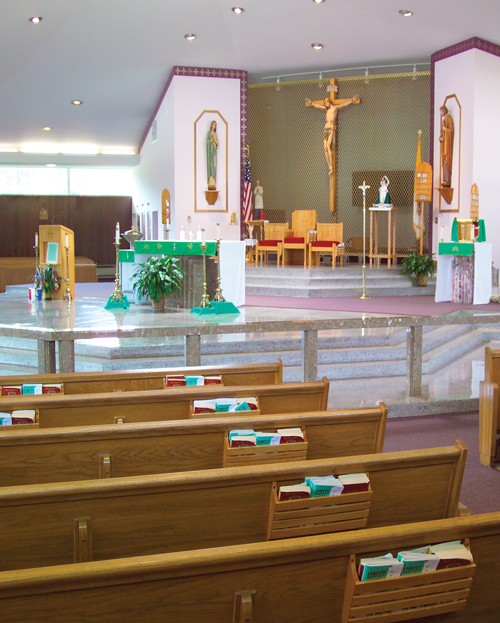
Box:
[35,234,38,247]
[216,223,220,240]
[65,234,69,248]
[115,222,120,244]
[202,228,205,243]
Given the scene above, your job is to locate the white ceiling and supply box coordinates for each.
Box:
[1,0,499,165]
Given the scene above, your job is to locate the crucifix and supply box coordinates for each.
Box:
[305,78,360,213]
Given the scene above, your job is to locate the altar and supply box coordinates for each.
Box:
[121,240,245,308]
[435,241,492,305]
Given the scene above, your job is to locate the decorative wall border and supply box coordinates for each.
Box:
[429,37,500,252]
[139,66,248,239]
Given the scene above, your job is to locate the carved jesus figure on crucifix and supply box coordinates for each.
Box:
[306,79,360,212]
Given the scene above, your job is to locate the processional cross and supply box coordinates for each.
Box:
[305,78,360,213]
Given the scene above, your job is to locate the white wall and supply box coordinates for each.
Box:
[133,72,243,242]
[434,46,500,270]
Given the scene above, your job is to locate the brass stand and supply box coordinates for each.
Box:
[63,244,72,301]
[34,241,39,268]
[110,241,125,302]
[358,180,371,300]
[212,238,225,303]
[198,238,212,308]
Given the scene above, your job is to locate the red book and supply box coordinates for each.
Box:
[2,386,22,396]
[42,384,62,394]
[204,376,222,385]
[166,376,186,387]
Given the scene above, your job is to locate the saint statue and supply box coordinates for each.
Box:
[439,105,454,188]
[375,176,392,206]
[305,90,358,176]
[254,181,264,213]
[206,120,219,190]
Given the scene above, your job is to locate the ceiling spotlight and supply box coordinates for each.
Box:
[276,77,281,92]
[399,9,413,17]
[71,100,83,106]
[312,0,325,3]
[232,7,244,14]
[311,43,323,50]
[45,164,57,168]
[29,16,42,23]
[184,34,196,41]
[41,126,52,132]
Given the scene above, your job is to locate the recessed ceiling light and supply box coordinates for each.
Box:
[45,164,57,168]
[29,16,42,24]
[71,100,83,106]
[399,9,413,17]
[184,34,196,41]
[232,7,244,14]
[41,126,52,132]
[311,43,324,50]
[312,0,325,3]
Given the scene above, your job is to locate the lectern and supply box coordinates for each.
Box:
[39,225,75,300]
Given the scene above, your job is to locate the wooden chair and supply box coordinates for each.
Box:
[309,223,344,268]
[256,222,289,266]
[282,210,317,267]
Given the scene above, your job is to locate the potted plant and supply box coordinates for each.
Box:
[33,265,63,299]
[400,252,436,286]
[131,256,184,311]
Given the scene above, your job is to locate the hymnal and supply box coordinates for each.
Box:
[12,409,36,425]
[193,400,216,414]
[2,386,21,396]
[166,375,186,387]
[42,383,62,394]
[204,376,222,385]
[338,473,370,493]
[277,428,304,443]
[22,384,43,395]
[278,484,311,501]
[359,554,403,581]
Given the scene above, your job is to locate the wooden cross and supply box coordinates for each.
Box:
[306,78,360,213]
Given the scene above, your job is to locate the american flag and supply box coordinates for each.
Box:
[243,146,252,223]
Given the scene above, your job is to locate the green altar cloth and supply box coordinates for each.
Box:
[438,242,474,256]
[134,241,217,256]
[118,250,135,263]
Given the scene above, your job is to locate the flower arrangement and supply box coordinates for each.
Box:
[34,265,62,295]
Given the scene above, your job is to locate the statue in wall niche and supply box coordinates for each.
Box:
[439,105,454,187]
[206,120,219,190]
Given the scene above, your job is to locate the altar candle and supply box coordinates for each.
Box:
[115,223,120,243]
[65,234,69,248]
[202,228,205,243]
[216,223,220,240]
[35,234,38,247]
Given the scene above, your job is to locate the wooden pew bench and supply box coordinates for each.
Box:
[478,347,500,468]
[0,404,387,486]
[0,511,495,623]
[0,442,466,571]
[0,360,283,396]
[0,378,329,428]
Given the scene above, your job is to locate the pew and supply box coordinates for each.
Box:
[0,404,387,486]
[0,378,329,428]
[0,511,495,623]
[0,360,283,395]
[0,442,466,571]
[479,380,500,467]
[484,346,500,385]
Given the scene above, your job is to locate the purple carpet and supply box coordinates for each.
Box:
[245,294,500,316]
[384,412,500,515]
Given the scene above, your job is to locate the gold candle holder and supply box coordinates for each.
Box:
[198,238,212,309]
[109,240,126,303]
[212,238,225,303]
[63,244,72,301]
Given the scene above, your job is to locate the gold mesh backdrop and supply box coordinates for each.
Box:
[248,72,431,256]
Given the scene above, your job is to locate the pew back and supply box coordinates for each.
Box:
[0,404,387,486]
[479,380,500,467]
[0,379,329,428]
[484,346,500,386]
[0,443,466,572]
[0,361,283,395]
[0,512,496,623]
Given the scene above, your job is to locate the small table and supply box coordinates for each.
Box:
[369,205,397,267]
[246,220,267,242]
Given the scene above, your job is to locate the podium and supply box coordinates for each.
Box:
[39,225,75,300]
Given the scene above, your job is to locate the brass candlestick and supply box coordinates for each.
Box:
[358,180,371,300]
[63,244,72,301]
[198,237,211,309]
[109,240,126,303]
[212,238,225,302]
[34,242,39,269]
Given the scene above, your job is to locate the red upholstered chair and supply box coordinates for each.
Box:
[256,222,290,266]
[309,223,344,268]
[282,210,317,267]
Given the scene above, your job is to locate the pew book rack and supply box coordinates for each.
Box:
[341,540,475,623]
[223,429,308,467]
[190,399,261,418]
[267,481,372,540]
